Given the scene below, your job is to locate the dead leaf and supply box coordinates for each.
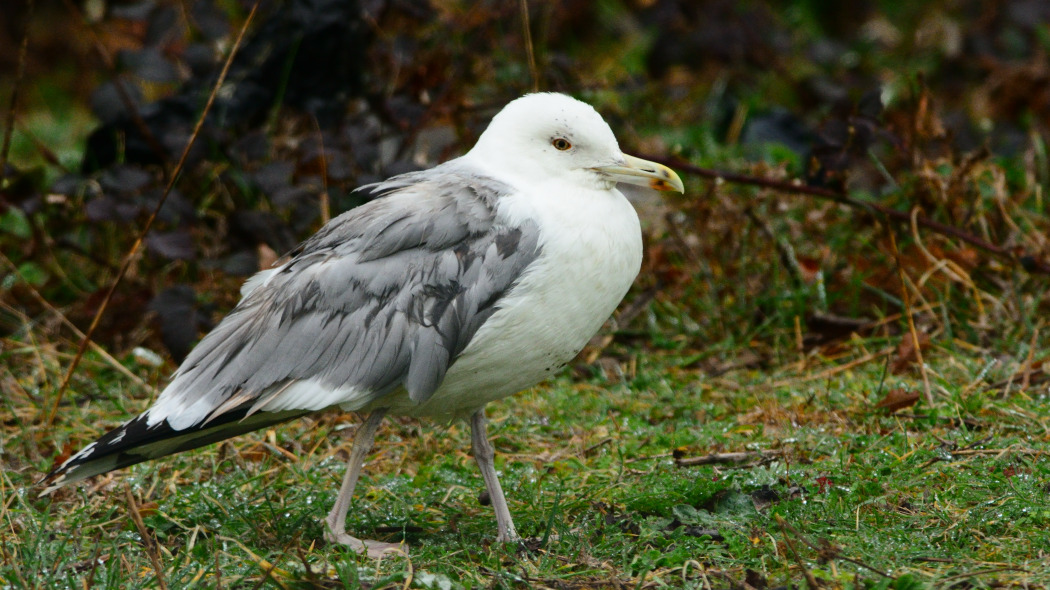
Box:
[890,332,931,374]
[874,388,920,413]
[796,255,822,283]
[137,501,160,518]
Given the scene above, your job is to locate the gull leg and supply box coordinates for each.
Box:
[470,408,519,543]
[323,409,404,557]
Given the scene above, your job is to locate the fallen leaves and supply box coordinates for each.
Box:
[874,388,921,414]
[891,332,932,374]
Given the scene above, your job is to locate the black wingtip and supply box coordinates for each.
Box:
[39,405,311,494]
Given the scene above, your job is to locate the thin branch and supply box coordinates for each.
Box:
[520,0,539,92]
[775,515,821,589]
[645,155,1050,275]
[0,0,33,182]
[311,116,331,224]
[939,567,1029,583]
[124,484,169,590]
[44,2,261,426]
[777,515,892,579]
[675,450,783,467]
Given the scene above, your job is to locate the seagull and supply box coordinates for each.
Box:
[42,92,684,557]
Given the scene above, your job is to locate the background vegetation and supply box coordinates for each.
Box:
[3,0,1049,587]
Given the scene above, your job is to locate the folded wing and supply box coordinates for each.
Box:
[42,163,541,490]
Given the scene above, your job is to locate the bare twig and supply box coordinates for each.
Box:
[84,536,104,589]
[775,515,821,588]
[614,284,659,328]
[248,559,284,590]
[919,444,1044,470]
[214,544,224,590]
[44,2,261,426]
[646,156,1050,275]
[939,567,1029,582]
[744,206,805,287]
[219,535,290,590]
[312,116,331,224]
[520,0,539,92]
[10,112,73,173]
[583,437,613,456]
[777,515,892,579]
[0,0,33,182]
[675,450,783,467]
[124,484,169,590]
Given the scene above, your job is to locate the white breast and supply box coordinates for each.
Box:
[389,181,643,420]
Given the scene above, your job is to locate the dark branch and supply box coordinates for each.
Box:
[645,155,1050,276]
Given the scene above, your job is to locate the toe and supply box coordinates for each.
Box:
[363,540,408,559]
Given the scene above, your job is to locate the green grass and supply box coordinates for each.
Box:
[4,328,1049,588]
[5,2,1050,587]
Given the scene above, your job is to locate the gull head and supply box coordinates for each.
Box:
[467,93,684,194]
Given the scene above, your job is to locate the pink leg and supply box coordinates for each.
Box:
[323,409,405,557]
[470,408,519,543]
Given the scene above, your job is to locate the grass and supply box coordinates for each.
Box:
[4,319,1050,588]
[4,3,1050,587]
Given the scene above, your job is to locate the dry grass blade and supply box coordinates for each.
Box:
[311,116,331,225]
[0,252,151,391]
[43,1,262,427]
[218,536,292,590]
[675,450,783,467]
[890,230,934,405]
[774,515,821,588]
[520,0,539,93]
[1021,324,1041,392]
[770,346,895,387]
[651,155,1050,275]
[124,484,168,590]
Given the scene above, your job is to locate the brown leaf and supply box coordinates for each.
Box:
[137,501,160,518]
[874,388,920,413]
[796,255,822,283]
[890,332,931,374]
[45,442,75,474]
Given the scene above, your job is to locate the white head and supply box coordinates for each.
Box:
[467,93,683,193]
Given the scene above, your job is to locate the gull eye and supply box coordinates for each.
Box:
[551,138,572,151]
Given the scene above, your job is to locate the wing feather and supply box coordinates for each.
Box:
[44,162,541,489]
[148,162,541,430]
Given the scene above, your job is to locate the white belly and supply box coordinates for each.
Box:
[380,184,643,420]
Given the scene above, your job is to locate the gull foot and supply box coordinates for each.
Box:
[323,529,408,559]
[499,534,565,554]
[496,533,520,544]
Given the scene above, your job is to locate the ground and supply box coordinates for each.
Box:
[3,1,1050,588]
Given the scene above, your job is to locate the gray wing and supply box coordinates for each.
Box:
[148,163,541,430]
